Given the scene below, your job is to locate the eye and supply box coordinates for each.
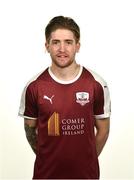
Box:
[66,40,73,45]
[52,40,59,45]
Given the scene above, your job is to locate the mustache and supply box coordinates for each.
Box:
[56,53,69,56]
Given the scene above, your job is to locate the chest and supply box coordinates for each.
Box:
[37,81,95,117]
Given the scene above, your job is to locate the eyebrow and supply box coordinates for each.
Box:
[49,39,76,45]
[51,39,74,42]
[65,39,74,42]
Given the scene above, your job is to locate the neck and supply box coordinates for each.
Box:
[50,62,80,81]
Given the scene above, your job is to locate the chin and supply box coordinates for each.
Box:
[54,60,74,68]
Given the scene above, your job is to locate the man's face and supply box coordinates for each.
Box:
[45,29,80,68]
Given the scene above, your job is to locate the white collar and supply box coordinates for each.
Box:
[48,66,83,84]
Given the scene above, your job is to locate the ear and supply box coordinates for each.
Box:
[45,42,50,53]
[76,42,80,53]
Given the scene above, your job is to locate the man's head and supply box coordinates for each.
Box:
[45,16,80,68]
[45,16,80,43]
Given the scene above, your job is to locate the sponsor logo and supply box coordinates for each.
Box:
[44,95,54,104]
[48,112,60,136]
[61,118,85,136]
[48,113,85,136]
[76,92,89,106]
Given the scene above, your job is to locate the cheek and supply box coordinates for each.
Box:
[71,48,79,54]
[49,48,56,55]
[68,46,76,52]
[50,46,59,52]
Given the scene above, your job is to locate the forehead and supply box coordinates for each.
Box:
[50,29,75,40]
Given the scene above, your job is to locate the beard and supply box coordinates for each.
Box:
[51,56,75,68]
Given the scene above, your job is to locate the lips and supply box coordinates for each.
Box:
[56,54,68,58]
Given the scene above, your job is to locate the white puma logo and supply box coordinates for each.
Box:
[44,95,54,104]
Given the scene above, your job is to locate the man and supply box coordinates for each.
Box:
[19,16,111,179]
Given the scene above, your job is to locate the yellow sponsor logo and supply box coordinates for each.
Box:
[48,112,60,136]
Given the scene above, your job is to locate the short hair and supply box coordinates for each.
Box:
[45,16,80,43]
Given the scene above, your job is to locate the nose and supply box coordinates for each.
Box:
[59,42,65,52]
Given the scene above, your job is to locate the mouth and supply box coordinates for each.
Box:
[56,54,68,58]
[57,55,67,58]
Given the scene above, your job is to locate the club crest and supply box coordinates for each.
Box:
[76,92,89,106]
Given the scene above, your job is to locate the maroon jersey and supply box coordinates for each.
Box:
[19,66,111,179]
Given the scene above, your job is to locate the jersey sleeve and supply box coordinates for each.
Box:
[18,82,38,119]
[93,80,111,119]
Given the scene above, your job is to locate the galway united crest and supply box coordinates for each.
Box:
[76,92,89,106]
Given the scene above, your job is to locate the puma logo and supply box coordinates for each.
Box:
[44,95,54,104]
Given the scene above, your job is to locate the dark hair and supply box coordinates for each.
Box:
[45,16,80,43]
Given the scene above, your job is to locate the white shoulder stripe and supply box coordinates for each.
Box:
[18,70,45,118]
[86,68,107,86]
[86,68,111,119]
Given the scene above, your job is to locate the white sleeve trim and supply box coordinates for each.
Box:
[94,113,111,119]
[18,113,38,120]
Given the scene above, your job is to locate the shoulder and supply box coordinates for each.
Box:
[83,67,107,87]
[25,68,48,90]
